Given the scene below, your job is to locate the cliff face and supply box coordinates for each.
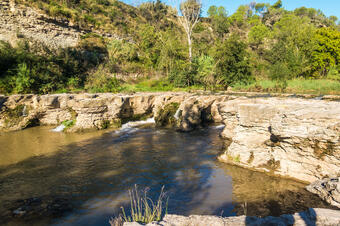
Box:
[0,0,81,49]
[218,97,340,183]
[0,93,339,185]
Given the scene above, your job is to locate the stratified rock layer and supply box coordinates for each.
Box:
[124,208,340,226]
[218,97,340,183]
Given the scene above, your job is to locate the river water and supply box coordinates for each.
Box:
[0,122,331,225]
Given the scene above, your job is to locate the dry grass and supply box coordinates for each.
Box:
[110,185,168,226]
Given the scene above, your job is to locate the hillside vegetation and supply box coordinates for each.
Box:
[0,0,339,94]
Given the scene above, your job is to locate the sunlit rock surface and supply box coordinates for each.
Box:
[218,98,340,183]
[307,177,340,208]
[124,208,340,226]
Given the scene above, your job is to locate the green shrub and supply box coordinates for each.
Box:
[85,65,122,93]
[62,119,76,129]
[327,65,340,81]
[13,63,34,94]
[213,35,254,88]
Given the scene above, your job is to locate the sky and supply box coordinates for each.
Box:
[122,0,340,19]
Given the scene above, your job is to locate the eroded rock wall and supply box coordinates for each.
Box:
[218,98,340,183]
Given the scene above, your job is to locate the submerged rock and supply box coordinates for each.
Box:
[123,208,340,226]
[307,177,340,208]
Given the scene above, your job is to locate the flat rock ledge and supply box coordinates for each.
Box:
[307,178,340,208]
[124,208,340,226]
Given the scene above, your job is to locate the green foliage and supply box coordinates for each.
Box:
[2,0,340,95]
[264,14,317,80]
[232,79,340,95]
[228,5,248,27]
[107,40,140,73]
[248,24,270,46]
[85,65,122,93]
[62,119,76,129]
[327,65,340,81]
[194,55,215,89]
[311,27,340,77]
[272,0,282,9]
[13,63,34,94]
[208,6,229,37]
[213,36,253,88]
[155,102,180,127]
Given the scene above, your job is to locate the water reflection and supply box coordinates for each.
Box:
[0,126,332,226]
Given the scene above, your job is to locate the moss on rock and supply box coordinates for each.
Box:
[3,105,26,127]
[155,102,180,127]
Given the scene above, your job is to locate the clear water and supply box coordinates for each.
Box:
[0,124,331,226]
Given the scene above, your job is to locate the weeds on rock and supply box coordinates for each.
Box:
[110,185,168,226]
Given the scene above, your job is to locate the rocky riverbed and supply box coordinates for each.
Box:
[1,92,340,211]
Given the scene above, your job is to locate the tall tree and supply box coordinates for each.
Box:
[172,0,202,62]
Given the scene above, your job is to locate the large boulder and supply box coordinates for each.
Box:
[218,98,340,183]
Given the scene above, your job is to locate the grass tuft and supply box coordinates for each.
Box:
[110,185,168,226]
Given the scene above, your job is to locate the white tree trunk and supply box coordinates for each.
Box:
[187,33,192,62]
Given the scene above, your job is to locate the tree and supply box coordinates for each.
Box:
[312,27,340,77]
[272,0,282,9]
[213,35,253,88]
[195,54,215,90]
[172,0,202,62]
[248,24,270,47]
[207,5,229,37]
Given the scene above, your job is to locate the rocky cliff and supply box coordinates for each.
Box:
[0,92,339,187]
[0,0,124,49]
[0,0,81,49]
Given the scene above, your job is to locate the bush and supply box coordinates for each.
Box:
[13,63,34,94]
[85,65,122,93]
[327,65,340,81]
[213,36,253,88]
[194,55,216,90]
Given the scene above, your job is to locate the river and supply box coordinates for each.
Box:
[0,121,331,225]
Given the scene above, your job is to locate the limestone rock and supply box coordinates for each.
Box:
[123,208,340,226]
[307,178,340,208]
[218,98,340,183]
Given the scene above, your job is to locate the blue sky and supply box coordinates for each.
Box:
[123,0,340,19]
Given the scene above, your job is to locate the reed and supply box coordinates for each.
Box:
[110,185,168,226]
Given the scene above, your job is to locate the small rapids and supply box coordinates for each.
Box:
[115,118,155,135]
[51,124,66,132]
[214,124,225,129]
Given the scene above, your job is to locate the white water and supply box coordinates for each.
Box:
[51,124,66,132]
[115,118,155,135]
[215,124,225,129]
[174,108,181,120]
[22,105,28,117]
